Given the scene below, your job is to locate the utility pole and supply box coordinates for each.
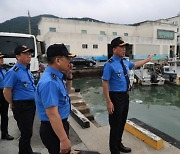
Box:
[28,10,32,34]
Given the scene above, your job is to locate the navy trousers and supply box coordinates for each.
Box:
[109,92,129,154]
[40,119,69,154]
[0,89,9,135]
[12,100,36,154]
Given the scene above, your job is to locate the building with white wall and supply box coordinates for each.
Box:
[37,17,178,60]
[158,15,180,57]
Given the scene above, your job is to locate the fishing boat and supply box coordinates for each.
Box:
[134,62,165,85]
[163,57,180,85]
[129,69,136,87]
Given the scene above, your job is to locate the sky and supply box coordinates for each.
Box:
[0,0,180,24]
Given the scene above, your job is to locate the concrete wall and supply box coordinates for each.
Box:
[37,17,178,59]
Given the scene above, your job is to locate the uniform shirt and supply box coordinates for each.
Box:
[35,66,71,121]
[4,62,35,100]
[102,55,134,92]
[0,68,6,89]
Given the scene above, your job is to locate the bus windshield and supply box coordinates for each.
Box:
[0,36,35,58]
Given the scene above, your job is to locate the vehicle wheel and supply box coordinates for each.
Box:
[89,62,93,67]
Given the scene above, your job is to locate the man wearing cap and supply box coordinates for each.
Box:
[102,37,152,154]
[0,52,14,140]
[3,45,40,154]
[35,43,75,154]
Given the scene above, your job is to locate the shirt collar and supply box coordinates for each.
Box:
[112,54,123,61]
[46,66,64,80]
[15,62,27,70]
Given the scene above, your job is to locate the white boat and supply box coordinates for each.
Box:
[125,57,136,87]
[129,69,136,87]
[134,62,165,85]
[163,66,177,81]
[163,57,180,85]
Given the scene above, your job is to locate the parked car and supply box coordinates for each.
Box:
[70,57,96,67]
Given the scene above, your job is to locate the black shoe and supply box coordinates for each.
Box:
[31,152,41,154]
[119,144,131,153]
[1,134,14,140]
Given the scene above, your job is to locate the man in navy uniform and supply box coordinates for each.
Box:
[0,52,14,140]
[3,45,40,154]
[35,44,75,154]
[102,37,152,154]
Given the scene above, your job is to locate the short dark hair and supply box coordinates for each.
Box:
[47,56,57,64]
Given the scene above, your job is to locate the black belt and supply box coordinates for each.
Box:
[109,91,128,94]
[41,118,68,123]
[13,100,34,103]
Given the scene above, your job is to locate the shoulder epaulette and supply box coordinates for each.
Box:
[13,66,19,72]
[51,73,57,80]
[108,58,114,63]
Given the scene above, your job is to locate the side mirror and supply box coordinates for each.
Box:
[37,41,45,54]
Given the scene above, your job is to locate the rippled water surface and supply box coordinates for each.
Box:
[73,78,180,141]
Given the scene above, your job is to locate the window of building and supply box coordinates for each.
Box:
[82,44,88,49]
[172,21,178,25]
[38,29,41,35]
[49,27,56,32]
[100,31,106,35]
[157,29,174,40]
[81,30,87,34]
[112,32,117,36]
[93,44,98,49]
[124,33,128,36]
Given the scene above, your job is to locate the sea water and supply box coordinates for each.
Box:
[73,78,180,141]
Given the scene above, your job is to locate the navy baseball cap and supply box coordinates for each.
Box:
[14,45,34,55]
[47,44,76,58]
[0,52,4,57]
[111,37,129,49]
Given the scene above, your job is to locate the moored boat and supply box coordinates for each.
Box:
[134,62,165,85]
[163,57,180,85]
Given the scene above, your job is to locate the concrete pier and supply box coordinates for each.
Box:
[0,109,179,153]
[69,89,180,154]
[69,116,180,154]
[0,88,179,153]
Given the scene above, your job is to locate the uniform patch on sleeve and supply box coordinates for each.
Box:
[108,57,114,63]
[51,73,57,80]
[13,66,19,72]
